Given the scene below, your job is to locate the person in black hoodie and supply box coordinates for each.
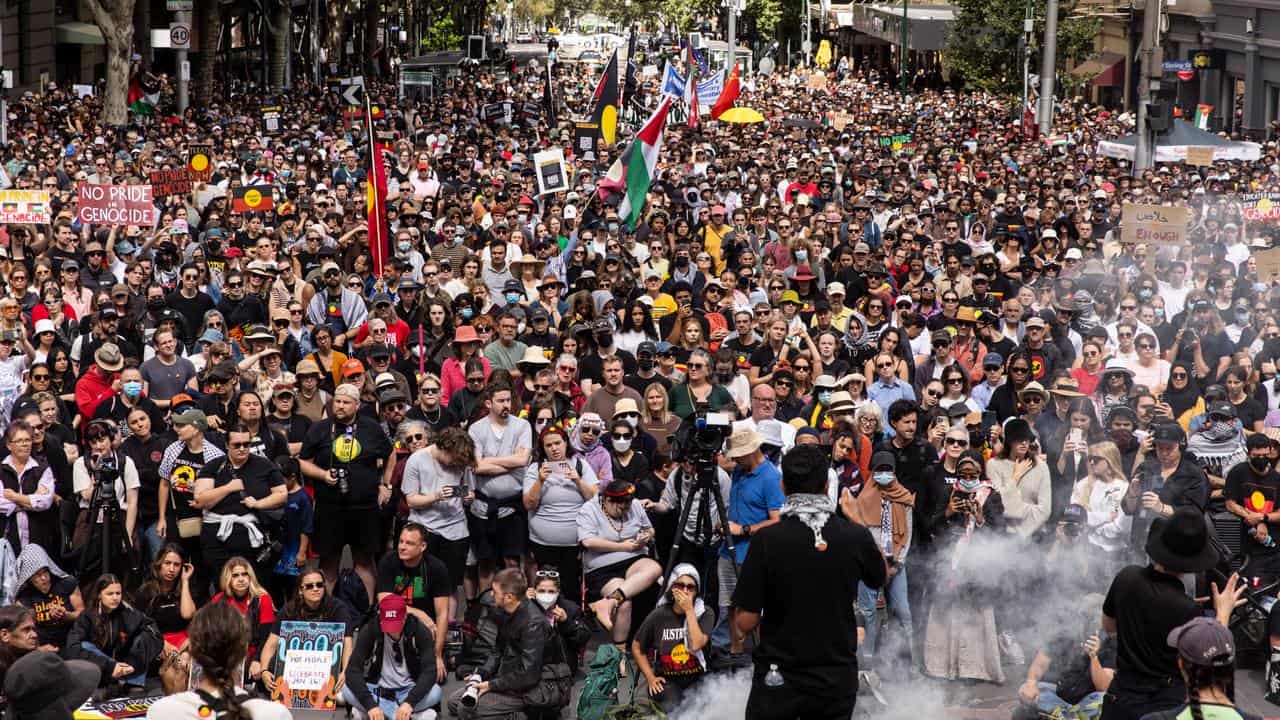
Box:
[343,594,441,720]
[450,568,570,719]
[65,574,163,691]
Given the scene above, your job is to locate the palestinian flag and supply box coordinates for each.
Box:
[618,96,672,229]
[127,75,159,116]
[1194,104,1213,130]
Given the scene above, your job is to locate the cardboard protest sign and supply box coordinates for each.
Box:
[231,185,275,213]
[77,184,157,227]
[1254,248,1280,280]
[534,148,569,195]
[807,72,828,91]
[0,190,51,224]
[1120,203,1188,245]
[1184,146,1215,166]
[269,621,345,709]
[149,168,191,199]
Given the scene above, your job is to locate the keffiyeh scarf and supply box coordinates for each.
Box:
[780,493,836,551]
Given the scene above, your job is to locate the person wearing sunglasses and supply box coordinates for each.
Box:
[259,568,355,697]
[305,261,369,353]
[194,423,287,581]
[631,563,714,712]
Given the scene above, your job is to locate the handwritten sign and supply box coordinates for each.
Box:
[77,184,157,227]
[1241,192,1280,222]
[1184,146,1215,166]
[270,621,345,709]
[1255,248,1280,279]
[149,168,191,199]
[0,190,50,224]
[831,112,854,131]
[1120,203,1188,245]
[187,143,213,182]
[807,72,828,91]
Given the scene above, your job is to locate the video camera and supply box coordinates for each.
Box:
[670,404,732,466]
[94,454,119,503]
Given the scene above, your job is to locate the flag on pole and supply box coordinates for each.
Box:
[543,63,557,126]
[589,50,621,145]
[1021,101,1038,140]
[685,46,700,130]
[127,75,159,116]
[365,91,389,277]
[619,97,673,229]
[711,64,741,119]
[1194,104,1213,130]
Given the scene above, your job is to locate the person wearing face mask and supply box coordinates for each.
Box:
[1225,434,1280,584]
[525,571,592,675]
[841,451,916,668]
[798,374,840,431]
[90,365,165,443]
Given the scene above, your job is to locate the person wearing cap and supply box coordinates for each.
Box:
[1100,509,1244,720]
[343,592,442,720]
[355,296,412,357]
[70,306,138,381]
[1015,315,1063,384]
[844,450,917,667]
[1121,422,1209,553]
[299,383,394,599]
[306,261,370,352]
[734,444,886,718]
[1147,615,1260,720]
[519,305,558,350]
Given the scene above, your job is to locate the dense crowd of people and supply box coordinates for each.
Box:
[0,41,1276,720]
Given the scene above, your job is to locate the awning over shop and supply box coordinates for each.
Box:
[1070,52,1124,83]
[56,22,105,46]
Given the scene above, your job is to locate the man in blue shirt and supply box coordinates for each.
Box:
[719,426,785,654]
[867,351,917,432]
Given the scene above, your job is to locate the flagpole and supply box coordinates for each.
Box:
[364,86,383,280]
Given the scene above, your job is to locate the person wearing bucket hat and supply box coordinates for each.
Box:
[1099,509,1244,720]
[439,324,490,407]
[987,417,1051,537]
[4,650,101,720]
[719,426,784,654]
[631,562,715,712]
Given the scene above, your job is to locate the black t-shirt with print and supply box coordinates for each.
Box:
[374,553,451,621]
[300,416,392,510]
[634,603,715,682]
[168,446,210,520]
[1224,463,1280,556]
[17,575,78,647]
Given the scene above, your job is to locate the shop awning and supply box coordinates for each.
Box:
[56,22,105,46]
[1070,52,1124,81]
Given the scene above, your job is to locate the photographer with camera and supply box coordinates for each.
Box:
[71,419,140,584]
[194,423,288,583]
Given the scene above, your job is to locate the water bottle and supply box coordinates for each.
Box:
[764,664,784,687]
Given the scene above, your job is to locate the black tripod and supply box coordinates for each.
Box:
[79,455,127,585]
[662,459,740,648]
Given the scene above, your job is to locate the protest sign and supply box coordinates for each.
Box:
[831,112,854,131]
[574,121,600,161]
[878,133,914,153]
[262,105,282,134]
[231,185,275,213]
[1241,192,1280,222]
[1254,248,1280,279]
[534,148,569,195]
[269,621,345,709]
[0,190,51,224]
[1120,203,1188,245]
[149,168,191,199]
[807,72,828,91]
[77,184,157,227]
[187,144,213,183]
[73,694,163,719]
[1184,146,1215,166]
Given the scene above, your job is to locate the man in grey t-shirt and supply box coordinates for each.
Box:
[468,384,532,589]
[139,328,196,408]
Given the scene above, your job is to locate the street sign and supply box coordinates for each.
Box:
[166,0,192,9]
[180,60,190,82]
[1162,60,1192,72]
[169,22,190,50]
[340,76,364,106]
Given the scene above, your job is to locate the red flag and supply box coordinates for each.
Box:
[1021,102,1039,140]
[366,85,389,277]
[712,64,741,119]
[686,48,700,131]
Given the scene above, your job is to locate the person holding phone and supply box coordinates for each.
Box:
[400,426,475,622]
[524,423,599,604]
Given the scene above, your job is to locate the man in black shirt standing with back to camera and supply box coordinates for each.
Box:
[734,444,886,720]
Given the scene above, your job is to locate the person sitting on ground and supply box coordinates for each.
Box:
[65,573,163,692]
[632,563,714,712]
[527,569,593,675]
[343,593,442,720]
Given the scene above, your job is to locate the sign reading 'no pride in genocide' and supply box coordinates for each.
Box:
[77,184,157,227]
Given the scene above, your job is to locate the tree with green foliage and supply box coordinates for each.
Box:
[945,0,1099,96]
[421,16,463,52]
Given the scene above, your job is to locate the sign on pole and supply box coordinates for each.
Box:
[1120,203,1189,245]
[169,22,191,50]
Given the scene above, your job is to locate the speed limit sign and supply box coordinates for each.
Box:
[169,22,190,50]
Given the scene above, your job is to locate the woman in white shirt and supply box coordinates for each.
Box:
[148,603,290,719]
[1128,332,1169,394]
[72,419,139,542]
[1069,441,1131,572]
[985,418,1052,538]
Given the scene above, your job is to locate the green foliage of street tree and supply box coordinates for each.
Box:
[945,0,1099,95]
[421,16,463,51]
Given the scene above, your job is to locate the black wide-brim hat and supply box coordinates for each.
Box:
[1145,508,1220,573]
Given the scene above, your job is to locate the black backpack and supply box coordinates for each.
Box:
[333,568,373,629]
[454,589,499,680]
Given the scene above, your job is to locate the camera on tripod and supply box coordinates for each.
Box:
[670,405,733,466]
[94,455,120,503]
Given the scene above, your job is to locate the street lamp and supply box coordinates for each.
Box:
[900,0,909,92]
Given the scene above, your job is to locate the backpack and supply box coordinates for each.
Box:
[454,589,500,680]
[577,643,623,720]
[332,568,372,629]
